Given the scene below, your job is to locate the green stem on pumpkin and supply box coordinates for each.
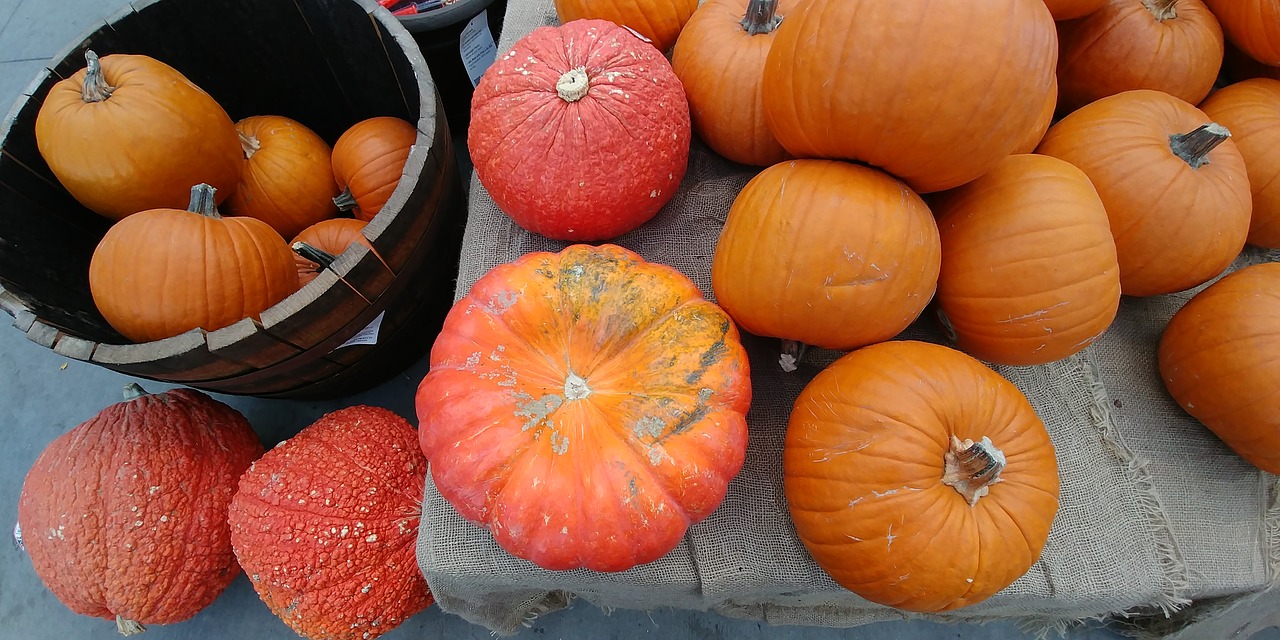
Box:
[741,0,783,35]
[292,242,338,269]
[116,616,145,636]
[778,339,807,373]
[239,130,261,160]
[1141,0,1178,21]
[1170,123,1231,170]
[333,188,358,212]
[942,435,1007,507]
[122,383,148,400]
[186,183,222,218]
[556,68,591,103]
[81,50,115,103]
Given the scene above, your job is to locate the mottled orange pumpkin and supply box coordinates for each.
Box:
[331,117,416,221]
[224,115,340,239]
[1199,79,1280,248]
[291,218,373,286]
[784,340,1060,612]
[416,244,752,573]
[554,0,699,52]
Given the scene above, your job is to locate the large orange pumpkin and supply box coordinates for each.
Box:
[1043,0,1108,20]
[711,160,941,368]
[1199,79,1280,248]
[1202,0,1280,66]
[331,116,416,222]
[932,154,1121,366]
[1055,0,1224,112]
[554,0,698,52]
[34,50,242,221]
[18,383,264,635]
[784,340,1060,612]
[291,218,374,286]
[224,115,340,239]
[1158,262,1280,473]
[416,244,752,573]
[760,0,1058,193]
[1035,90,1251,296]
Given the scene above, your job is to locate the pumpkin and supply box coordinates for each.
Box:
[17,383,264,635]
[760,0,1058,194]
[416,244,751,572]
[34,50,242,221]
[469,20,691,241]
[670,0,798,167]
[711,160,941,370]
[1055,0,1224,113]
[1035,90,1251,296]
[1202,0,1280,66]
[784,340,1060,612]
[291,218,374,286]
[554,0,698,53]
[1199,79,1280,248]
[1158,262,1280,473]
[931,154,1122,366]
[229,406,432,640]
[89,183,300,343]
[1043,0,1108,20]
[223,115,340,239]
[1014,80,1060,155]
[331,116,416,221]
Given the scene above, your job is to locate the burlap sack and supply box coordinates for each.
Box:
[416,1,1280,635]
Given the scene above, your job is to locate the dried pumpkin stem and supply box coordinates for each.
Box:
[333,188,358,212]
[1170,123,1231,170]
[186,183,221,219]
[741,0,783,35]
[556,68,591,103]
[778,339,807,373]
[1142,0,1178,20]
[239,130,261,160]
[122,383,148,400]
[115,616,145,636]
[941,435,1007,507]
[292,242,338,269]
[81,50,115,103]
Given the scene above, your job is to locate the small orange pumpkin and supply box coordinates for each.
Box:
[291,218,374,285]
[223,115,340,239]
[331,117,416,221]
[1199,78,1280,248]
[554,0,699,52]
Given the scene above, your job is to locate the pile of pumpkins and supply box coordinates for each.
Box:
[35,50,418,343]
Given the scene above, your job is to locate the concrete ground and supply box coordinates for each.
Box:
[0,0,1276,638]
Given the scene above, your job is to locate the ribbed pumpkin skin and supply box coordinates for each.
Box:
[1013,81,1060,155]
[331,117,416,221]
[1158,263,1280,473]
[760,0,1058,193]
[17,386,264,628]
[416,244,751,573]
[554,0,698,52]
[1202,0,1280,65]
[34,53,242,221]
[1056,0,1224,112]
[711,160,941,351]
[1044,0,1108,20]
[229,406,433,640]
[469,20,691,241]
[933,154,1121,366]
[1199,79,1280,248]
[224,115,340,239]
[1035,90,1251,296]
[784,341,1060,612]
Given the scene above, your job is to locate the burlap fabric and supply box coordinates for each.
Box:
[416,1,1280,635]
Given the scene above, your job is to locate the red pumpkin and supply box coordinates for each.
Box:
[469,19,691,241]
[1043,0,1108,19]
[554,0,698,52]
[1202,0,1280,66]
[224,115,340,239]
[331,117,416,221]
[18,384,264,634]
[291,218,373,285]
[416,244,751,572]
[1199,79,1280,248]
[229,406,433,640]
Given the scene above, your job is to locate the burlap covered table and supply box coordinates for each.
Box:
[416,1,1280,636]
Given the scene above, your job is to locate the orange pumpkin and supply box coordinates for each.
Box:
[554,0,698,52]
[34,50,242,221]
[1043,0,1108,19]
[1202,0,1280,66]
[711,160,941,368]
[784,340,1060,612]
[932,154,1122,366]
[1035,90,1251,296]
[670,0,799,167]
[223,115,340,239]
[1158,262,1280,473]
[1055,0,1224,112]
[1199,79,1280,248]
[89,183,300,343]
[761,0,1058,193]
[331,116,416,221]
[416,244,752,573]
[291,218,373,285]
[1014,80,1060,155]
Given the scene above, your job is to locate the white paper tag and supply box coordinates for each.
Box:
[460,10,498,88]
[13,521,24,552]
[334,311,385,350]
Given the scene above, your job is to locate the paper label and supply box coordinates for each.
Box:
[13,522,24,552]
[335,311,385,350]
[460,9,498,87]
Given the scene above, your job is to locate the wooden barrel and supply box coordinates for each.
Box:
[0,0,463,399]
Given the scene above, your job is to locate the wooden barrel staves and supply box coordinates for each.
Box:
[0,0,463,399]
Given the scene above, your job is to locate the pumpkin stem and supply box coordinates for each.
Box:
[334,188,358,212]
[122,383,149,400]
[1142,0,1178,20]
[778,339,807,373]
[186,183,222,219]
[239,130,262,160]
[292,242,338,269]
[741,0,783,35]
[1170,123,1231,170]
[81,50,115,103]
[115,616,145,636]
[941,435,1007,507]
[556,68,591,103]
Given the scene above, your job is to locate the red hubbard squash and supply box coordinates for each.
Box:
[18,383,264,635]
[932,154,1122,366]
[291,218,373,286]
[1158,262,1280,473]
[1202,0,1280,66]
[784,340,1060,612]
[416,244,751,572]
[89,183,299,343]
[223,115,340,239]
[469,20,691,241]
[1043,0,1108,20]
[1199,79,1280,248]
[760,0,1058,193]
[228,406,433,640]
[1036,90,1251,296]
[331,116,416,221]
[711,160,941,370]
[1055,0,1224,113]
[34,50,242,221]
[670,0,799,167]
[554,0,698,53]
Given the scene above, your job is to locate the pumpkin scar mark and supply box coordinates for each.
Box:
[514,393,564,432]
[823,273,891,288]
[886,525,897,551]
[997,301,1070,323]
